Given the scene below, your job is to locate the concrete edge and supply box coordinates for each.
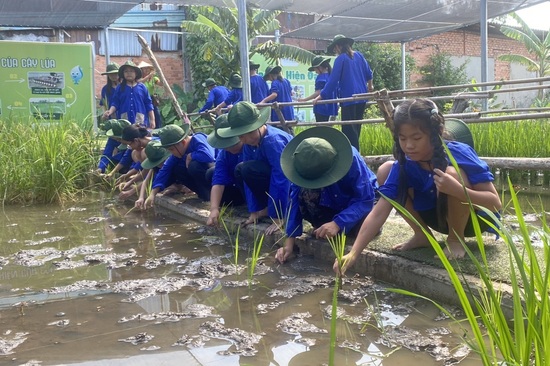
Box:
[155,194,516,317]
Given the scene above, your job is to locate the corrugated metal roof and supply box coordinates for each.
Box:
[0,0,546,42]
[0,0,140,29]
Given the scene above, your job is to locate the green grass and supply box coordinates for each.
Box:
[387,146,550,365]
[298,118,550,157]
[0,116,98,204]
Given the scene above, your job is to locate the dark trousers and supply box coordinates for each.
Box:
[235,160,271,210]
[314,113,330,122]
[205,166,245,206]
[340,102,366,150]
[171,160,211,201]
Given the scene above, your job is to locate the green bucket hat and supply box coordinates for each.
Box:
[106,119,132,139]
[228,73,242,88]
[281,126,353,189]
[202,78,216,87]
[308,56,331,72]
[99,119,118,133]
[155,124,191,147]
[327,34,354,54]
[101,62,120,75]
[207,114,240,149]
[445,118,474,149]
[263,65,282,80]
[216,101,271,138]
[118,60,142,80]
[249,60,260,70]
[141,140,172,169]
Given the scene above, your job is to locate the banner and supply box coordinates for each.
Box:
[0,40,95,122]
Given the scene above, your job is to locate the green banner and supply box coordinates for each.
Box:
[0,40,95,121]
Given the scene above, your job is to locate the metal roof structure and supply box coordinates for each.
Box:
[0,0,546,42]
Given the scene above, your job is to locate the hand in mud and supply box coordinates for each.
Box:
[243,208,268,226]
[144,194,155,209]
[275,238,295,264]
[265,220,283,235]
[207,208,220,226]
[333,252,356,277]
[313,221,340,239]
[135,198,145,210]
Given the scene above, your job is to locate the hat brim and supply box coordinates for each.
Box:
[445,118,474,149]
[229,81,243,88]
[327,37,354,53]
[308,57,331,71]
[118,65,142,80]
[158,123,191,147]
[249,63,260,69]
[207,130,240,149]
[101,70,119,75]
[281,126,353,189]
[263,66,282,80]
[216,107,271,138]
[141,149,171,169]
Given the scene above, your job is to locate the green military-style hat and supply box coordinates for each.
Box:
[207,114,240,149]
[154,124,191,147]
[216,101,270,138]
[327,34,354,54]
[141,140,172,169]
[281,126,353,189]
[106,119,132,139]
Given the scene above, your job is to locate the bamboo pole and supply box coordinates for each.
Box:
[136,34,193,131]
[363,155,550,171]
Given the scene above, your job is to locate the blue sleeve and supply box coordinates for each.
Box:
[332,157,377,233]
[199,90,216,113]
[212,152,230,186]
[140,83,154,112]
[378,161,401,200]
[265,136,290,219]
[110,85,121,110]
[97,137,119,172]
[320,55,342,100]
[130,161,143,171]
[188,134,215,163]
[152,155,177,191]
[119,148,133,167]
[285,184,303,238]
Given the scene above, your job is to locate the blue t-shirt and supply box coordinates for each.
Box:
[111,82,154,126]
[286,147,378,237]
[268,78,295,121]
[199,86,229,113]
[379,141,494,212]
[242,125,293,218]
[320,51,373,107]
[212,149,244,186]
[223,88,243,107]
[250,74,269,104]
[314,73,338,117]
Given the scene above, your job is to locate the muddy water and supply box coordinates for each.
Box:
[0,195,484,365]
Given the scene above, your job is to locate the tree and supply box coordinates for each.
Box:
[181,5,315,103]
[498,12,550,99]
[354,42,416,91]
[419,51,468,111]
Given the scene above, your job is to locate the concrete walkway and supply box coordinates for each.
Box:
[155,193,515,316]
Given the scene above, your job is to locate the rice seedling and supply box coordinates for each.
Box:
[247,232,265,285]
[218,204,241,270]
[326,232,348,366]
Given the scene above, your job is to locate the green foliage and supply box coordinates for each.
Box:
[464,78,503,112]
[354,43,416,91]
[419,51,468,111]
[499,13,550,100]
[0,116,97,204]
[390,146,550,365]
[158,83,196,125]
[182,5,315,105]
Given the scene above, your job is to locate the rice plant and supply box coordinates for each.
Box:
[387,144,550,365]
[219,204,241,270]
[247,232,265,285]
[0,116,97,204]
[327,232,348,366]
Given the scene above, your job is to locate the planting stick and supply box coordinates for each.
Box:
[136,34,194,132]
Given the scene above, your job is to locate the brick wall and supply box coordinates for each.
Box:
[407,27,531,86]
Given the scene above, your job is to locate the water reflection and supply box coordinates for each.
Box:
[0,196,482,365]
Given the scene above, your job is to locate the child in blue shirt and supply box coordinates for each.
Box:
[336,98,502,275]
[260,65,295,124]
[298,56,338,122]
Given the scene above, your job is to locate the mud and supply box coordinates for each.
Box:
[198,321,263,356]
